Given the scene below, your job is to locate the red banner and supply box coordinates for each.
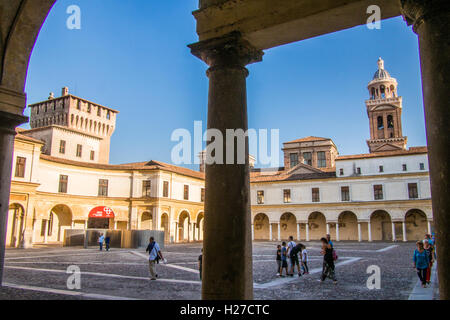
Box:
[89,206,115,218]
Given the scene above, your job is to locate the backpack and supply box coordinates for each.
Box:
[332,249,338,261]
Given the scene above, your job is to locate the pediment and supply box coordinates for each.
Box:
[287,163,323,174]
[373,143,403,152]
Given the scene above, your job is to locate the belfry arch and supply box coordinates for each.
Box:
[405,209,428,241]
[253,213,269,240]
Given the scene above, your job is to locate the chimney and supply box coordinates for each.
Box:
[62,86,69,96]
[48,92,54,99]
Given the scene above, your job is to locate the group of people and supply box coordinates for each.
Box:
[98,233,111,251]
[276,234,338,284]
[413,233,436,288]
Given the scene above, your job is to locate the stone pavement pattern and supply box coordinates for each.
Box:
[0,242,437,300]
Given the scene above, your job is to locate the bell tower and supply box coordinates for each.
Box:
[366,58,407,153]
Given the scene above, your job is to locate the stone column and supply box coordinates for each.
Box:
[193,223,197,241]
[0,108,27,285]
[269,223,273,241]
[296,223,300,241]
[43,220,48,244]
[401,0,450,299]
[427,221,432,235]
[326,223,330,235]
[251,224,254,241]
[114,221,117,230]
[402,221,407,242]
[84,220,88,230]
[368,221,372,242]
[175,222,178,243]
[305,223,310,242]
[189,32,263,300]
[358,222,362,242]
[336,223,340,242]
[277,223,281,241]
[391,222,396,242]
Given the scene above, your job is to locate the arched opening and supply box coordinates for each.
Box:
[338,211,358,241]
[377,116,384,130]
[405,209,428,241]
[253,213,269,240]
[197,212,205,241]
[140,211,153,230]
[308,211,326,240]
[47,204,72,242]
[7,204,25,248]
[387,114,394,129]
[280,212,296,240]
[178,211,190,242]
[160,213,169,243]
[370,210,392,241]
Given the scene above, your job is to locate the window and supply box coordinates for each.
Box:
[44,104,48,112]
[59,175,68,193]
[183,185,189,200]
[356,167,361,175]
[303,152,312,166]
[87,104,91,113]
[98,179,109,197]
[317,151,326,168]
[142,180,151,197]
[201,188,205,202]
[257,190,264,204]
[163,181,169,197]
[290,153,298,167]
[77,101,81,110]
[387,115,394,128]
[15,157,26,178]
[36,106,40,115]
[377,116,384,129]
[97,107,102,116]
[408,183,418,199]
[379,165,384,173]
[106,111,111,120]
[59,140,66,154]
[373,185,383,200]
[76,144,82,158]
[420,163,425,170]
[341,186,350,201]
[312,188,320,202]
[283,189,291,203]
[402,164,407,171]
[339,168,344,176]
[90,150,95,161]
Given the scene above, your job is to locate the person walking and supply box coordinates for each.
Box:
[105,235,111,251]
[413,240,430,288]
[423,239,434,285]
[320,237,337,284]
[287,236,301,277]
[98,233,105,251]
[276,244,282,276]
[301,244,309,275]
[280,242,289,277]
[146,236,164,280]
[198,249,203,280]
[326,234,334,248]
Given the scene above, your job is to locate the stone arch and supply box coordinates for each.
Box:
[178,210,190,242]
[370,210,392,241]
[197,211,205,241]
[405,209,428,241]
[6,204,25,247]
[338,211,358,241]
[140,211,152,230]
[160,212,169,242]
[280,212,296,240]
[253,213,269,240]
[47,204,72,242]
[308,211,326,240]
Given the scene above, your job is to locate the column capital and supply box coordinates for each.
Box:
[188,31,264,71]
[0,110,28,134]
[0,86,27,116]
[400,0,450,33]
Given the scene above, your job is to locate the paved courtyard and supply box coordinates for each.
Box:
[0,241,439,300]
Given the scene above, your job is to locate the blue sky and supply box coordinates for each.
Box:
[23,0,426,170]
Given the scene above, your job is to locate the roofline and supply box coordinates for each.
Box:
[21,125,103,141]
[28,94,119,113]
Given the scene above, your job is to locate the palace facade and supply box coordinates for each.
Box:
[7,59,432,248]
